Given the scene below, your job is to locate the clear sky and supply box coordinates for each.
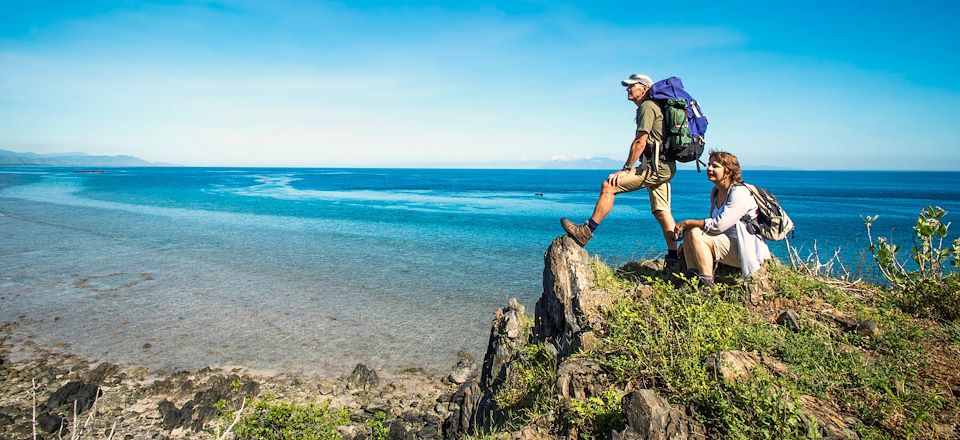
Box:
[1,1,958,169]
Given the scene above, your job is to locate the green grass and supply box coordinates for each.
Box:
[580,261,951,439]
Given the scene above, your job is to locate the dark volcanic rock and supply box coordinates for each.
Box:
[37,413,66,433]
[158,399,191,431]
[347,364,379,392]
[443,380,481,439]
[387,419,415,440]
[46,381,101,414]
[86,362,120,384]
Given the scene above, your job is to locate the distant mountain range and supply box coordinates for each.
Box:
[0,149,165,166]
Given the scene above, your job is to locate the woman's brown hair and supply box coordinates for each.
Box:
[708,149,743,184]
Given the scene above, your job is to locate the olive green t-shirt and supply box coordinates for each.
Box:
[635,99,664,156]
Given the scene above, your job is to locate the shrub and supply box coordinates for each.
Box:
[493,342,557,425]
[366,411,389,440]
[229,394,350,440]
[564,387,624,440]
[865,206,960,320]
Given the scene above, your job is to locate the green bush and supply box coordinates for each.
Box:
[366,411,389,440]
[493,342,557,425]
[564,387,625,440]
[229,394,350,440]
[865,206,960,321]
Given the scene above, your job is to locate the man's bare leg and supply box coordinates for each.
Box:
[653,209,677,251]
[588,181,618,223]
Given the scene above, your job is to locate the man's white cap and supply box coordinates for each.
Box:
[621,73,653,87]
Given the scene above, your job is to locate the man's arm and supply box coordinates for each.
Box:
[608,131,649,187]
[622,132,649,170]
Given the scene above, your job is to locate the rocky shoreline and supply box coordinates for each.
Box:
[0,323,480,439]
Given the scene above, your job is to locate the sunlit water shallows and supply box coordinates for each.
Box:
[1,167,958,375]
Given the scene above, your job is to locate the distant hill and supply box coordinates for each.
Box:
[0,149,164,167]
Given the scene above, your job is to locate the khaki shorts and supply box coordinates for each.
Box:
[703,233,740,268]
[615,160,676,213]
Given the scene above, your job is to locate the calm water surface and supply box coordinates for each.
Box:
[1,167,957,375]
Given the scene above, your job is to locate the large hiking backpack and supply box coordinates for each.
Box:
[650,77,707,168]
[742,183,794,241]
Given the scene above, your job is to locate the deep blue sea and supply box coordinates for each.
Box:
[1,167,958,375]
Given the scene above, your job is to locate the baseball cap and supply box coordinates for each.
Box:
[621,74,653,87]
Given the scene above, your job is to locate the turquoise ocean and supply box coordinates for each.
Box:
[1,167,958,375]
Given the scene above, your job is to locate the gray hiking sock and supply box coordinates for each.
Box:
[698,274,716,286]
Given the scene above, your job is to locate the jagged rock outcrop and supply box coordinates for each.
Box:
[347,363,380,392]
[447,236,606,438]
[445,298,529,437]
[535,235,598,356]
[445,235,714,439]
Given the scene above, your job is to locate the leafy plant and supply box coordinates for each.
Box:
[564,387,624,439]
[228,394,350,440]
[864,206,960,320]
[366,411,389,440]
[493,342,557,425]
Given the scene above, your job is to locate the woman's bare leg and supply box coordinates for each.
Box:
[686,227,715,277]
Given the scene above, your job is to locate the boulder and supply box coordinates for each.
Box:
[37,413,66,433]
[449,351,478,385]
[555,359,609,401]
[443,380,482,439]
[704,351,761,384]
[387,419,415,440]
[704,351,790,384]
[855,320,881,338]
[347,364,379,392]
[617,390,705,440]
[777,310,802,332]
[479,298,527,391]
[158,400,190,431]
[46,381,101,414]
[797,395,860,439]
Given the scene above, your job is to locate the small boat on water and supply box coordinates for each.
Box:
[73,169,106,173]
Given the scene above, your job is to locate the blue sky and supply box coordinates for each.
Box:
[1,1,958,169]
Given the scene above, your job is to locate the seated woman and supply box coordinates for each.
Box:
[674,150,770,286]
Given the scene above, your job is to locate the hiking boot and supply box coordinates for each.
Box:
[560,217,593,246]
[663,256,681,273]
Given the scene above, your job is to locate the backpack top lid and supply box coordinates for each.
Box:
[649,76,708,138]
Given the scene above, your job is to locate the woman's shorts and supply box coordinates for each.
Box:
[704,233,740,268]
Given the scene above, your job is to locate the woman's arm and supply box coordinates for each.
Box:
[702,185,754,235]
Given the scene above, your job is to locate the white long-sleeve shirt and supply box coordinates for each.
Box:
[703,184,771,278]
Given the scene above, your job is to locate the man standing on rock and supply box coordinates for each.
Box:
[560,73,678,264]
